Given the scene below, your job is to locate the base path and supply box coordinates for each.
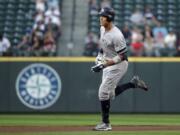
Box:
[1,125,180,133]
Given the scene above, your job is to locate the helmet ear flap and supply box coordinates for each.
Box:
[106,17,112,22]
[106,14,114,22]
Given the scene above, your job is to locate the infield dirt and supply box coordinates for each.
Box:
[0,125,180,133]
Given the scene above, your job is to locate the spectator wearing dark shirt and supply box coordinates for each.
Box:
[83,31,99,56]
[122,25,131,46]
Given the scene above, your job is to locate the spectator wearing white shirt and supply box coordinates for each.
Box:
[130,8,145,27]
[35,0,46,12]
[164,28,177,49]
[164,28,177,56]
[45,7,61,27]
[0,33,11,56]
[35,10,45,23]
[44,6,61,41]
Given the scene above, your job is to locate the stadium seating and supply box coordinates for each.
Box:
[0,0,35,45]
[0,0,62,56]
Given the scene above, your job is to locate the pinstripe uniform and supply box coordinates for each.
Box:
[99,25,128,101]
[93,7,148,131]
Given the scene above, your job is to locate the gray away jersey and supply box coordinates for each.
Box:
[98,26,129,100]
[100,26,127,60]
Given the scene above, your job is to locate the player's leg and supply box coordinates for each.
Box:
[115,82,135,96]
[115,75,148,97]
[94,62,128,131]
[93,79,112,131]
[93,99,112,131]
[94,71,115,131]
[131,76,148,91]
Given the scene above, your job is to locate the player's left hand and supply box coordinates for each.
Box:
[91,63,105,72]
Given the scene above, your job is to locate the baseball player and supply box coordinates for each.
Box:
[91,7,148,131]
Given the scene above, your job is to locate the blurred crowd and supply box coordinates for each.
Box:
[0,0,61,56]
[17,0,61,56]
[84,0,180,57]
[1,0,180,57]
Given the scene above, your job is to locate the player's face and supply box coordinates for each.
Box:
[100,16,109,27]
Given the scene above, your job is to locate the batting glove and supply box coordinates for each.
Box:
[91,63,105,72]
[95,53,103,64]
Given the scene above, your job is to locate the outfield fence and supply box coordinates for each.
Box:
[0,57,180,113]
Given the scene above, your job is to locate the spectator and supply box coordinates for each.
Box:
[14,0,61,56]
[33,20,46,39]
[16,35,32,51]
[45,21,61,41]
[45,6,61,42]
[174,46,180,56]
[45,6,61,27]
[144,6,157,27]
[31,33,43,51]
[130,42,144,56]
[164,28,177,56]
[153,21,168,37]
[143,25,155,56]
[35,0,46,12]
[130,27,144,56]
[83,32,99,56]
[174,33,180,56]
[130,8,145,27]
[34,10,45,23]
[89,0,99,15]
[100,0,111,8]
[153,21,168,56]
[122,25,131,46]
[43,31,56,52]
[0,33,11,56]
[174,32,180,57]
[131,27,143,43]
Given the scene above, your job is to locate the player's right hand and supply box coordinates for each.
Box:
[91,63,104,72]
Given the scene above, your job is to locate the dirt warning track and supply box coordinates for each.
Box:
[0,125,180,133]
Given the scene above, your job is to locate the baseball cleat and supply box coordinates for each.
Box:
[131,76,148,91]
[93,123,112,131]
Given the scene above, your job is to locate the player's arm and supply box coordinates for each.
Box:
[104,48,127,67]
[91,48,104,72]
[91,35,127,72]
[95,48,103,64]
[105,36,127,67]
[91,48,127,72]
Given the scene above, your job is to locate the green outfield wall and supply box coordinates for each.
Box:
[0,57,180,113]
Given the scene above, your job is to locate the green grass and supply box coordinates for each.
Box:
[0,114,180,126]
[0,114,180,135]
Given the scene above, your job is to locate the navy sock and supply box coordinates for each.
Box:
[101,100,110,124]
[115,82,135,96]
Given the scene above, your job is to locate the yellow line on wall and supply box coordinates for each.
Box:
[128,57,180,62]
[0,57,95,62]
[0,57,180,62]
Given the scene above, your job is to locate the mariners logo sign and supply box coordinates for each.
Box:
[16,63,62,110]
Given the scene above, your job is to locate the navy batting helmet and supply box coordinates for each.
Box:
[99,7,115,22]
